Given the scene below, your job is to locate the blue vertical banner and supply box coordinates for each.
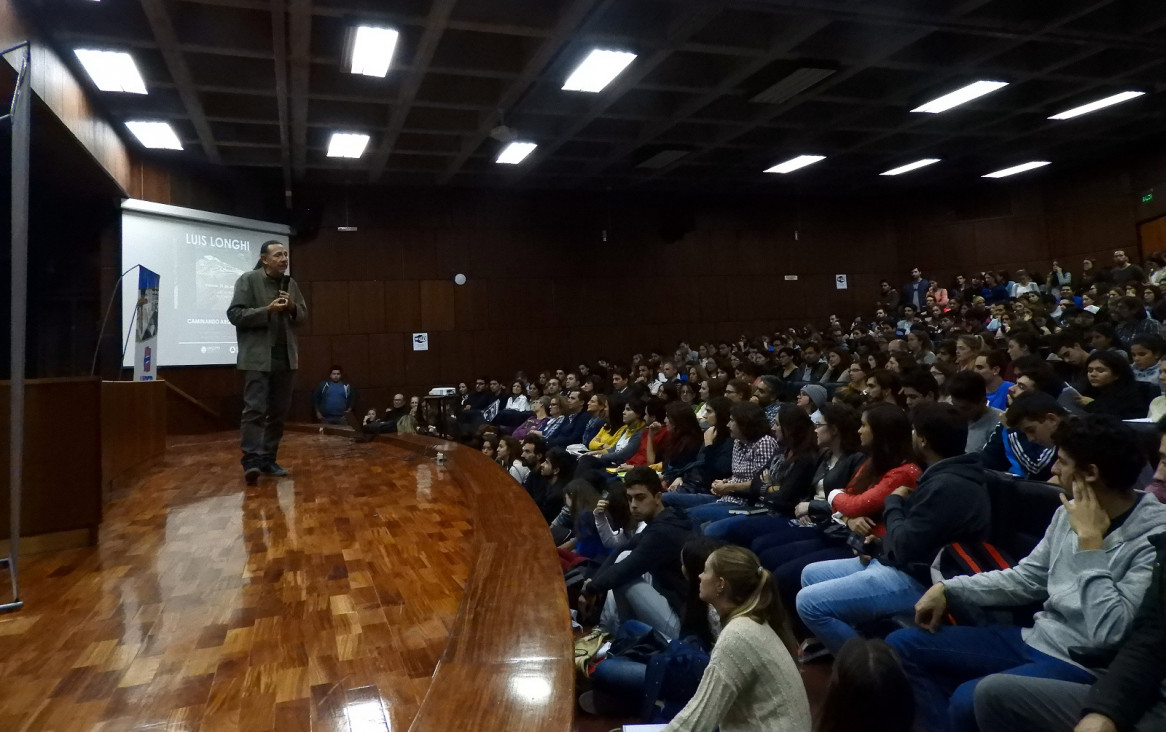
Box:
[134,267,160,382]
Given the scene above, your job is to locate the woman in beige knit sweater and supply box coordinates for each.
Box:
[664,546,811,732]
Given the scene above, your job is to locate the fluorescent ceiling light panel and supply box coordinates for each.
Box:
[982,161,1050,178]
[496,141,537,165]
[348,26,399,77]
[562,49,637,92]
[125,121,182,150]
[880,158,941,176]
[1048,91,1145,120]
[74,49,147,94]
[911,80,1008,113]
[764,155,825,174]
[751,67,836,104]
[326,132,370,158]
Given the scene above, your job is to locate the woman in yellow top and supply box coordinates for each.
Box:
[582,396,647,469]
[588,394,625,451]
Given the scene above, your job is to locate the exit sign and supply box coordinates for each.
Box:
[1143,191,1154,203]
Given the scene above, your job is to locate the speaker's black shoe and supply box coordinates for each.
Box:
[260,462,288,477]
[244,467,261,485]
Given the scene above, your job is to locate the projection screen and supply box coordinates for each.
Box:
[121,199,291,367]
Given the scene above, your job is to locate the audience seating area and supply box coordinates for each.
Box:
[347,251,1166,732]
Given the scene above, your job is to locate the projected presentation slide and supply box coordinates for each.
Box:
[121,199,291,367]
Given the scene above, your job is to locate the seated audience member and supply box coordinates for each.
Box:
[581,398,647,469]
[610,367,631,398]
[591,483,635,551]
[581,538,721,718]
[821,348,852,384]
[796,403,990,658]
[530,395,569,441]
[579,393,608,448]
[1053,331,1092,390]
[1129,333,1166,385]
[647,402,704,476]
[588,395,627,451]
[547,390,591,449]
[796,384,829,421]
[523,439,574,526]
[815,638,916,732]
[773,347,800,385]
[705,405,828,542]
[974,350,1015,410]
[899,369,939,410]
[496,435,528,483]
[797,343,829,383]
[580,467,693,639]
[976,524,1166,731]
[888,415,1166,732]
[831,385,866,410]
[695,377,726,425]
[753,375,782,425]
[1079,349,1157,419]
[495,379,532,427]
[982,392,1065,481]
[350,392,410,437]
[617,398,670,470]
[312,365,355,424]
[864,370,901,407]
[886,351,917,375]
[457,376,497,440]
[665,396,734,495]
[907,330,938,366]
[1113,295,1161,348]
[847,361,870,388]
[1010,354,1085,414]
[725,378,752,403]
[948,371,1002,453]
[1150,356,1166,421]
[480,434,497,460]
[669,402,778,522]
[661,546,811,732]
[955,335,983,372]
[512,396,551,440]
[556,478,614,563]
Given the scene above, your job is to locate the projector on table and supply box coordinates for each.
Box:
[428,387,456,396]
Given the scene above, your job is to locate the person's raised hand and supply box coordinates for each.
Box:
[1074,714,1117,732]
[1061,477,1109,551]
[595,499,608,515]
[847,516,876,536]
[914,583,948,633]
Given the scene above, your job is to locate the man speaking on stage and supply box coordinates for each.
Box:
[227,240,308,485]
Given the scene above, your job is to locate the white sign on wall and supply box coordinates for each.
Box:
[412,332,429,351]
[835,274,848,290]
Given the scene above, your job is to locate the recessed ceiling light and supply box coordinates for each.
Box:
[982,161,1050,178]
[1048,91,1145,120]
[764,155,825,174]
[347,26,399,77]
[326,132,370,158]
[74,49,147,94]
[125,121,182,150]
[880,158,941,176]
[912,80,1008,114]
[562,49,637,93]
[496,141,537,165]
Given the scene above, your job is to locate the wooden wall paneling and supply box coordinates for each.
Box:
[330,334,370,393]
[1140,216,1166,257]
[401,230,441,280]
[368,333,406,391]
[454,280,489,331]
[348,280,387,334]
[100,380,166,493]
[311,280,352,335]
[385,280,422,333]
[296,334,333,384]
[405,338,443,387]
[420,280,456,332]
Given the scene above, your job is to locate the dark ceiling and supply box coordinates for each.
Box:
[20,0,1166,195]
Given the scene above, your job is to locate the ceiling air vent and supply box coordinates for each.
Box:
[750,66,836,104]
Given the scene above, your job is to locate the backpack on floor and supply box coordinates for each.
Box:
[640,639,710,723]
[930,541,1027,626]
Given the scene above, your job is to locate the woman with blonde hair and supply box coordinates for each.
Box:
[663,546,811,732]
[954,334,983,372]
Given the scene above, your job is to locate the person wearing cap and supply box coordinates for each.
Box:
[797,384,828,421]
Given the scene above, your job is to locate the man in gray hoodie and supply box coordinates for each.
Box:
[887,415,1166,732]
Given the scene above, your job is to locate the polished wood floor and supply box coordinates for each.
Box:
[0,432,475,731]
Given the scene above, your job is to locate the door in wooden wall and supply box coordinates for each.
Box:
[1140,215,1166,258]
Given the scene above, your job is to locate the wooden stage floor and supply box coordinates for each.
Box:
[0,432,478,731]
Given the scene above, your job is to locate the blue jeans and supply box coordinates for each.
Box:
[795,557,927,655]
[661,492,717,509]
[707,514,794,546]
[686,501,741,529]
[758,537,851,632]
[887,625,1096,732]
